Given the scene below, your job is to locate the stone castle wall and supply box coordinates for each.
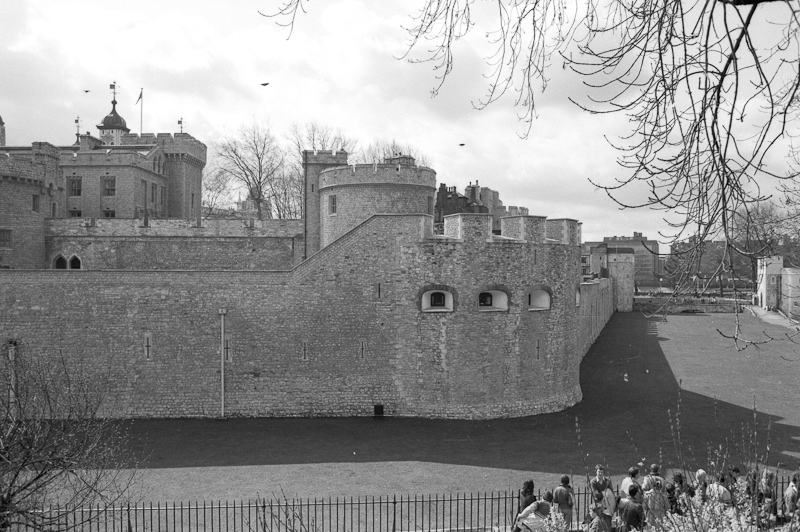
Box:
[0,213,615,419]
[45,218,303,270]
[0,144,61,269]
[0,179,45,269]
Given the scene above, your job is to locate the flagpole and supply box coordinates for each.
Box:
[140,88,143,136]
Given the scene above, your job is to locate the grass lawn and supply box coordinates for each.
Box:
[124,311,800,502]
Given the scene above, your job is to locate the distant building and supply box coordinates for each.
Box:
[434,180,528,234]
[669,238,755,290]
[757,256,800,319]
[2,98,205,222]
[584,232,661,287]
[235,191,271,218]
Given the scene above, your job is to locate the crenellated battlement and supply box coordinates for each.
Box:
[319,163,436,189]
[442,213,581,246]
[120,132,207,164]
[1,143,60,183]
[303,150,349,166]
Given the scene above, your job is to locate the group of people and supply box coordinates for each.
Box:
[513,464,800,532]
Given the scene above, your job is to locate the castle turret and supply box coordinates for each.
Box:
[317,155,436,248]
[97,98,130,146]
[302,150,350,258]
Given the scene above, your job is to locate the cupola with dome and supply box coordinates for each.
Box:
[97,85,130,145]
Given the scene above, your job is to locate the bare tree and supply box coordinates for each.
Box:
[0,339,136,530]
[351,138,432,167]
[216,123,284,220]
[268,168,304,219]
[201,162,234,219]
[282,122,359,219]
[266,0,800,298]
[287,122,357,156]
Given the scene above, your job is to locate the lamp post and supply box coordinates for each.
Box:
[218,308,227,417]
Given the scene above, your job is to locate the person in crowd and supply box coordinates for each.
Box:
[619,467,643,503]
[512,480,538,532]
[601,485,616,532]
[591,465,613,495]
[785,472,800,521]
[552,474,574,528]
[695,469,709,503]
[644,477,670,527]
[759,470,778,519]
[707,473,733,506]
[728,466,744,503]
[519,479,537,512]
[618,485,645,532]
[642,463,665,492]
[541,491,554,515]
[514,490,551,532]
[665,481,677,514]
[671,472,693,514]
[587,491,608,532]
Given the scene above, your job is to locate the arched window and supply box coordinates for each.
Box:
[422,289,454,312]
[479,290,509,312]
[54,256,67,269]
[69,256,81,269]
[527,288,551,311]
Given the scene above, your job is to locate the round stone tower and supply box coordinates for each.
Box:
[318,155,436,248]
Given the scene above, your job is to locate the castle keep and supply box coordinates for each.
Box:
[0,103,633,419]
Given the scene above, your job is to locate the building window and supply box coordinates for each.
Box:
[69,256,81,269]
[329,195,337,214]
[160,186,165,206]
[54,255,67,269]
[32,195,40,212]
[103,177,116,196]
[69,210,82,218]
[478,290,509,312]
[427,196,433,215]
[422,289,454,312]
[527,288,552,311]
[0,229,11,249]
[151,183,157,203]
[104,210,116,218]
[69,178,82,197]
[191,193,195,210]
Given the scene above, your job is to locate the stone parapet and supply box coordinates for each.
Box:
[501,215,547,243]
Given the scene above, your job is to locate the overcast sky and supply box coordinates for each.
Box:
[0,0,679,243]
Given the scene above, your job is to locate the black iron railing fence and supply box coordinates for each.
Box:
[10,476,795,532]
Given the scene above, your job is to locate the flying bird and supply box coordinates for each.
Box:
[459,143,465,146]
[261,83,270,86]
[84,90,90,93]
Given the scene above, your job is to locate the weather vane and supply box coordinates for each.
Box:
[178,118,184,133]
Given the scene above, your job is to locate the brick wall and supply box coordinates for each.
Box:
[0,213,622,419]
